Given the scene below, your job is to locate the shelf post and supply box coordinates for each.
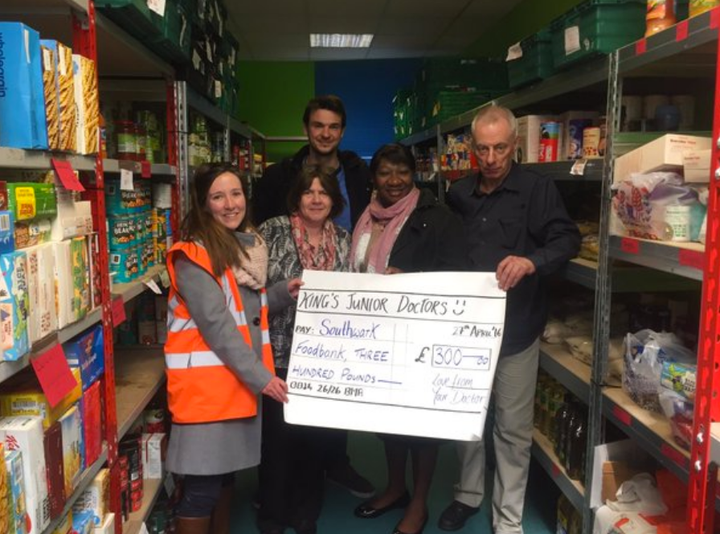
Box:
[687,18,720,534]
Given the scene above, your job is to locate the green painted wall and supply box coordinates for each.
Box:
[463,0,585,57]
[237,61,314,163]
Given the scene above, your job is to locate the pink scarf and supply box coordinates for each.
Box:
[350,188,420,273]
[290,213,337,271]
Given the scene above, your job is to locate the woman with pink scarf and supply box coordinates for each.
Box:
[351,144,467,534]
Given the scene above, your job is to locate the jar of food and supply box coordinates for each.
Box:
[115,121,136,161]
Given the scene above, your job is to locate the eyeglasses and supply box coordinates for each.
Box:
[474,143,512,157]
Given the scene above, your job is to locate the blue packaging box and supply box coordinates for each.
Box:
[0,23,49,149]
[64,324,105,391]
[0,251,29,361]
[0,211,15,255]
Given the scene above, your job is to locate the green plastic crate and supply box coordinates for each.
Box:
[426,90,494,126]
[507,28,554,89]
[416,57,509,94]
[95,0,160,42]
[147,0,192,64]
[676,0,689,20]
[393,90,412,140]
[550,0,646,70]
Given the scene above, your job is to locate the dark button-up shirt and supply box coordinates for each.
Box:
[447,162,581,356]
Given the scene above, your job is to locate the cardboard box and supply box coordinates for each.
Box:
[59,405,83,497]
[40,44,60,150]
[0,23,48,150]
[51,186,92,241]
[14,218,52,250]
[53,240,73,328]
[0,367,82,429]
[80,381,102,468]
[591,439,655,508]
[141,433,166,480]
[4,449,27,534]
[0,416,50,532]
[44,421,65,521]
[72,510,94,534]
[73,468,108,526]
[51,510,72,534]
[24,244,56,344]
[682,148,711,183]
[614,134,712,182]
[71,55,99,155]
[0,251,29,361]
[91,513,114,534]
[6,183,57,223]
[0,211,16,255]
[40,40,76,152]
[70,236,90,322]
[515,115,557,163]
[64,324,104,390]
[0,442,10,534]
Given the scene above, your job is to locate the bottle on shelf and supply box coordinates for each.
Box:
[567,410,587,481]
[554,394,574,464]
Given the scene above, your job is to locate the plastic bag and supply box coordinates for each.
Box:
[658,389,694,451]
[622,330,695,412]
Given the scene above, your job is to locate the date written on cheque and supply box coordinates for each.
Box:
[289,381,364,398]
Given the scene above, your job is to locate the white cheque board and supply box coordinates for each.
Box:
[284,270,506,441]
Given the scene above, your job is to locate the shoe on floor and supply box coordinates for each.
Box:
[393,511,428,534]
[326,464,375,498]
[438,500,479,531]
[354,491,410,519]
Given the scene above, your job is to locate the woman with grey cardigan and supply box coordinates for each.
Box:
[164,163,302,534]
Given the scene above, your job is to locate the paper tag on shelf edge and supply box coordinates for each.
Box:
[564,26,581,56]
[120,168,134,191]
[146,0,166,17]
[52,159,85,192]
[145,279,162,295]
[141,160,152,179]
[31,344,78,408]
[506,42,523,62]
[164,472,176,497]
[112,296,126,328]
[159,269,171,288]
[570,159,587,176]
[620,237,640,255]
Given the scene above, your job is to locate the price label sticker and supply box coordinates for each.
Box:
[145,279,162,295]
[570,159,587,176]
[675,20,689,42]
[51,159,85,192]
[159,269,171,288]
[506,42,523,61]
[112,296,126,327]
[141,160,152,179]
[612,405,632,426]
[146,0,166,16]
[564,26,581,55]
[120,169,134,191]
[660,443,688,468]
[620,238,640,255]
[635,38,647,56]
[678,249,704,271]
[31,344,79,408]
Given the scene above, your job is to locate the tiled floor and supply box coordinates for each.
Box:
[230,432,558,534]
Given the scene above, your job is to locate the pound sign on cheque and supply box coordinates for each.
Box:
[415,346,429,364]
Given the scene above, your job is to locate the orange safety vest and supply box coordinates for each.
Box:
[164,241,275,424]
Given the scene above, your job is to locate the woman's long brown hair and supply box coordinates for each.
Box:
[179,163,253,277]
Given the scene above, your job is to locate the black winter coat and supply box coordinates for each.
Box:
[252,145,372,228]
[388,188,468,273]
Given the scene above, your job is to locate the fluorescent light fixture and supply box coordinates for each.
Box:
[310,34,374,48]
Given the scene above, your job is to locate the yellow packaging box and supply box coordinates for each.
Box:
[71,55,99,155]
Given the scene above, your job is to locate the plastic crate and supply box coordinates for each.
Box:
[507,28,554,89]
[95,0,160,42]
[417,57,508,94]
[550,0,646,70]
[393,90,413,141]
[147,0,192,64]
[426,90,494,126]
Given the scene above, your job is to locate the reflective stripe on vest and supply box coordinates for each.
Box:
[164,240,275,424]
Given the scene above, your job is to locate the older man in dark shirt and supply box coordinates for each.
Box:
[439,105,580,534]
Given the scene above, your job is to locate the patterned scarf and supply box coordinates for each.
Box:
[350,188,420,273]
[232,232,268,290]
[290,213,337,271]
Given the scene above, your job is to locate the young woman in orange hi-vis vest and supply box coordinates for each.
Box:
[165,163,302,534]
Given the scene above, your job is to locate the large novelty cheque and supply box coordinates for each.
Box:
[284,270,506,441]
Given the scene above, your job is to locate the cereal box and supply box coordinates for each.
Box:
[40,44,60,150]
[4,449,27,534]
[71,55,99,155]
[72,469,108,526]
[64,324,104,390]
[52,240,73,329]
[0,211,16,255]
[59,405,83,497]
[0,442,10,534]
[0,251,29,361]
[80,381,102,469]
[43,422,64,521]
[70,237,90,322]
[0,416,50,532]
[24,244,56,344]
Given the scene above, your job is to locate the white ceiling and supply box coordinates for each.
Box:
[229,0,526,61]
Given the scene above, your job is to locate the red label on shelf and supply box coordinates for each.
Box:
[621,238,640,255]
[612,405,632,426]
[660,443,688,468]
[51,159,85,192]
[711,7,720,29]
[635,39,647,55]
[112,296,126,327]
[551,464,560,478]
[141,160,152,179]
[31,344,78,408]
[678,249,704,271]
[675,20,689,42]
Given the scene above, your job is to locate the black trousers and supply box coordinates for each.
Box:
[258,368,326,529]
